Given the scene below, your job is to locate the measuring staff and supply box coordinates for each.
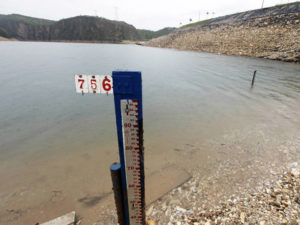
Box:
[75,71,145,225]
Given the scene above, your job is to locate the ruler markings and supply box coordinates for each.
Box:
[121,99,143,225]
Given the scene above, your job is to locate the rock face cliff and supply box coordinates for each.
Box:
[146,2,300,62]
[0,14,54,40]
[0,14,140,42]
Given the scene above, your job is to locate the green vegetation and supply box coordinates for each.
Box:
[49,16,140,41]
[0,27,11,38]
[275,1,300,8]
[137,29,156,40]
[180,19,212,29]
[0,14,55,25]
[137,27,176,40]
[0,14,174,41]
[155,27,176,37]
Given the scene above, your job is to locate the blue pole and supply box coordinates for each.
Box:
[112,71,145,225]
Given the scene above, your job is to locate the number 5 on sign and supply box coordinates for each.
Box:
[87,75,101,93]
[75,74,113,94]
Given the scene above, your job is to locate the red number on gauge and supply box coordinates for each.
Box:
[102,77,111,91]
[124,123,131,128]
[78,79,85,89]
[90,79,97,90]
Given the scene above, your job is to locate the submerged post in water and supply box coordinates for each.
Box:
[251,70,257,87]
[110,162,125,225]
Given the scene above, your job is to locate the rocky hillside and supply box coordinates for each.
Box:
[0,14,140,42]
[0,14,175,42]
[0,14,53,40]
[49,16,139,42]
[146,2,300,62]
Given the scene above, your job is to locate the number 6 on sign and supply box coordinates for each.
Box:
[100,75,113,94]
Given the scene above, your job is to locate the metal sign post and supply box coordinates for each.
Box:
[74,71,145,225]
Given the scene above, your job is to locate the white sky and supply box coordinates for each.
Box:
[0,0,297,30]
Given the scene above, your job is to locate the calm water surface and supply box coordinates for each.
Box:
[0,42,299,162]
[0,41,299,223]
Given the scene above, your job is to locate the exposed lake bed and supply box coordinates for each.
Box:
[0,42,299,224]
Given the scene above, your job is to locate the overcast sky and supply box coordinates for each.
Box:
[0,0,297,30]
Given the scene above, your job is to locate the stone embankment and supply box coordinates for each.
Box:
[146,3,300,62]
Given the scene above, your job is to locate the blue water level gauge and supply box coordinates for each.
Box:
[74,71,145,225]
[113,71,145,225]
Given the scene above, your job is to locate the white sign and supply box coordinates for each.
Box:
[74,74,113,94]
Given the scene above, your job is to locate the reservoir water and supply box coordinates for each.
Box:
[0,42,299,224]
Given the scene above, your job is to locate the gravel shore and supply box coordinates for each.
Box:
[146,135,300,225]
[146,167,300,225]
[91,124,300,225]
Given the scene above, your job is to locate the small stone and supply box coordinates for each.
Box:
[146,220,157,225]
[269,200,280,207]
[146,205,154,216]
[161,202,167,211]
[240,212,246,223]
[291,168,300,178]
[175,206,187,213]
[289,220,298,225]
[281,189,289,194]
[281,200,291,207]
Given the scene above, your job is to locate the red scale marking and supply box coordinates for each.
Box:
[122,100,143,225]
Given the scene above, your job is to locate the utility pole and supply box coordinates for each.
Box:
[261,0,265,8]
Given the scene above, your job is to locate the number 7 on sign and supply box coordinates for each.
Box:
[75,74,113,94]
[75,75,89,94]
